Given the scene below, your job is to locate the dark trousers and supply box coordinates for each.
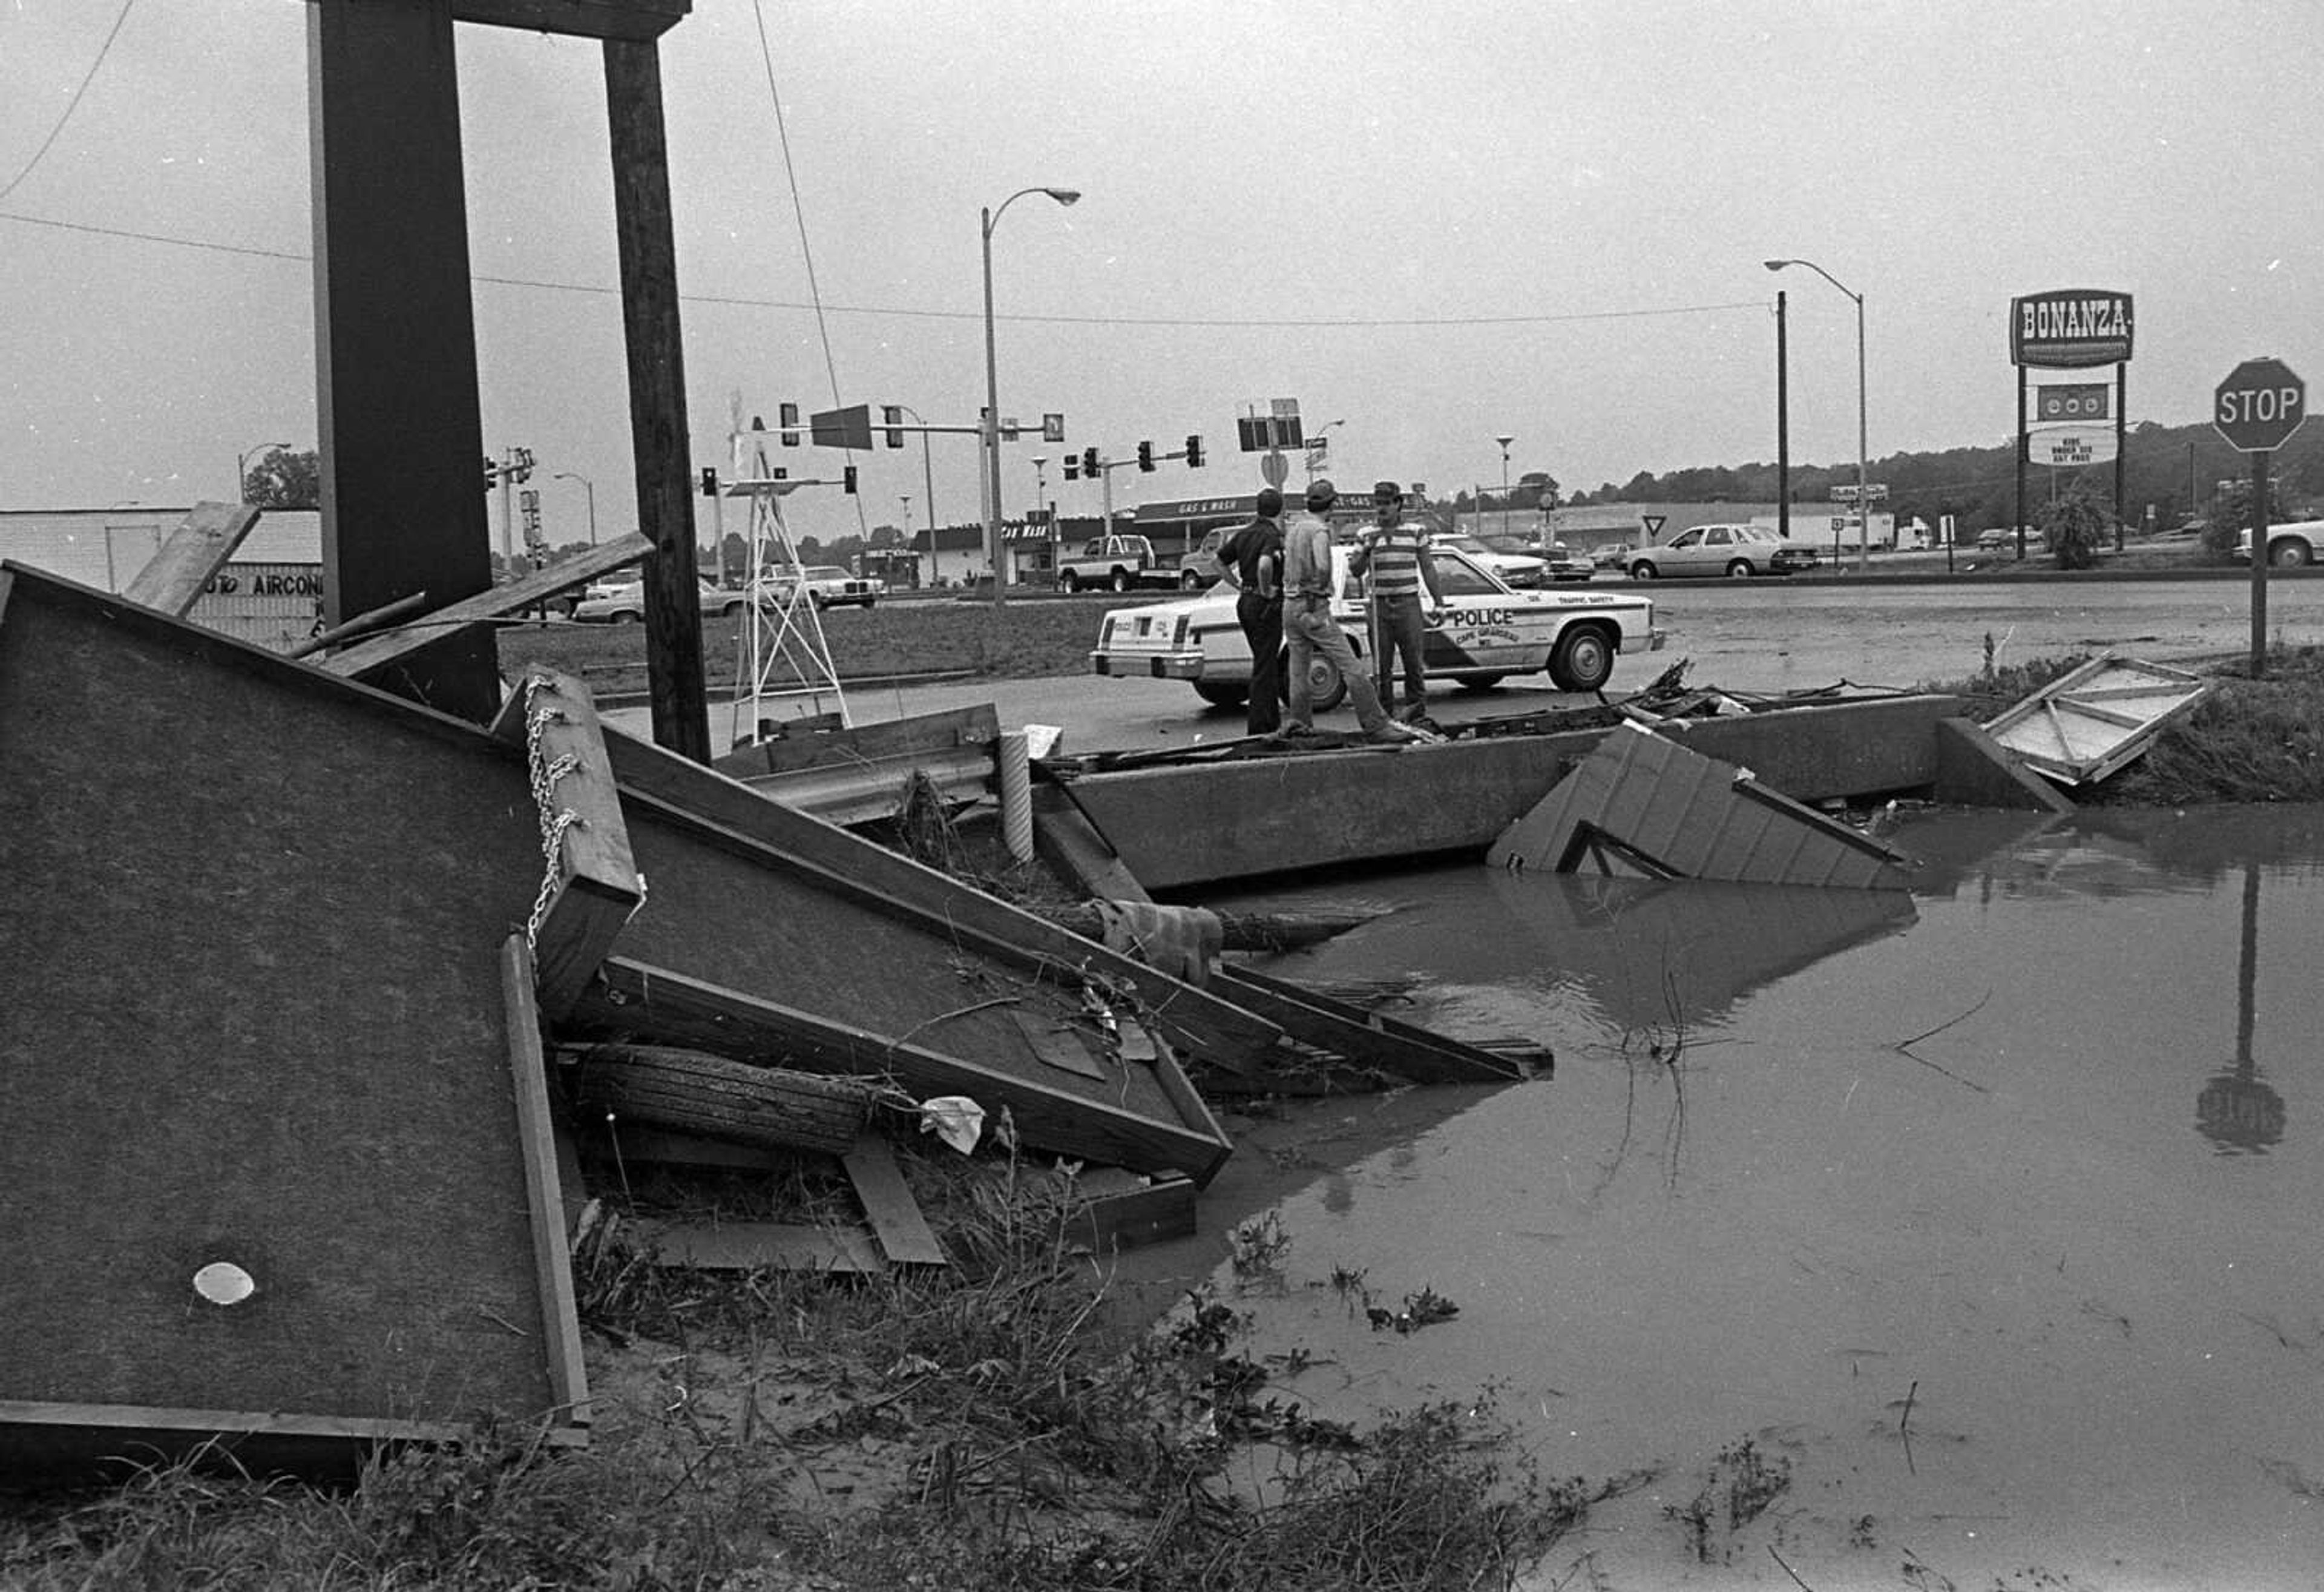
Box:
[1238,593,1283,734]
[1374,593,1428,705]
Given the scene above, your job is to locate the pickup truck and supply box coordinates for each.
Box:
[1056,534,1181,594]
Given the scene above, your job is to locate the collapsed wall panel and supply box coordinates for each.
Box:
[0,565,582,1481]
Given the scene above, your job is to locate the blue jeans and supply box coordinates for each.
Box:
[1285,601,1388,733]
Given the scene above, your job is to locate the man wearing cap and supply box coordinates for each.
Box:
[1214,487,1286,735]
[1279,479,1413,742]
[1347,479,1442,717]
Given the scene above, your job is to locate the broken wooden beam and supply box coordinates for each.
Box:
[563,1042,877,1155]
[572,957,1235,1186]
[320,531,651,683]
[487,667,642,1020]
[1046,900,1385,953]
[1207,964,1537,1086]
[121,502,262,617]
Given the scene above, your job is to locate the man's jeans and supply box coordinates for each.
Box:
[1285,600,1388,733]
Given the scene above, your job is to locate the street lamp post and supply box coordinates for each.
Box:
[1765,257,1868,573]
[1307,418,1345,482]
[553,471,597,545]
[237,440,292,504]
[1494,434,1514,538]
[982,185,1080,607]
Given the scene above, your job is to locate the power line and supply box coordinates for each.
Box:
[0,0,138,205]
[0,206,1764,331]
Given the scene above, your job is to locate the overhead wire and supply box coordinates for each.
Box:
[749,0,867,539]
[0,0,138,205]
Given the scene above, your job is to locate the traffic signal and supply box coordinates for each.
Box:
[882,405,905,449]
[1082,446,1100,478]
[1063,455,1079,481]
[509,446,535,483]
[1185,433,1204,469]
[779,402,801,446]
[700,467,719,497]
[1137,440,1155,473]
[842,465,859,495]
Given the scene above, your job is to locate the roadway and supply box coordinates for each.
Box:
[600,571,2324,756]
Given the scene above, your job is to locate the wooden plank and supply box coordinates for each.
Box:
[321,533,651,682]
[840,1137,948,1267]
[715,702,999,778]
[629,1219,885,1274]
[450,1,691,43]
[1031,783,1154,904]
[573,958,1235,1185]
[120,502,262,616]
[601,728,1279,1070]
[491,668,642,1019]
[605,38,711,764]
[499,936,591,1430]
[1059,1171,1198,1253]
[1209,965,1530,1085]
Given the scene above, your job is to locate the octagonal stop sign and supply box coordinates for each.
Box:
[2214,357,2308,453]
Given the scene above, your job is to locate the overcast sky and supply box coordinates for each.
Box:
[3,0,2319,549]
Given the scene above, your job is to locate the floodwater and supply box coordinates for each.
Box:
[1163,804,2324,1591]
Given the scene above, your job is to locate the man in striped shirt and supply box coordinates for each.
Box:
[1347,479,1442,715]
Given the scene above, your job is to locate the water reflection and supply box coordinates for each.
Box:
[1180,806,2324,1587]
[2198,861,2288,1154]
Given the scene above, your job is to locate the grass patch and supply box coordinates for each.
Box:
[2,1141,1621,1591]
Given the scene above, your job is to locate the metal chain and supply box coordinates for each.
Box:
[522,674,583,952]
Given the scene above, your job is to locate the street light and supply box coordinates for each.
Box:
[1765,257,1868,573]
[553,471,597,545]
[982,185,1080,605]
[1307,418,1345,482]
[1494,434,1514,538]
[237,440,291,503]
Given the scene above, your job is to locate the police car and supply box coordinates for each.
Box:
[1089,543,1664,711]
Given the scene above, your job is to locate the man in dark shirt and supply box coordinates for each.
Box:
[1215,487,1286,735]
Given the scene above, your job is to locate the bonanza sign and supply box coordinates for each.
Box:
[2011,289,2134,368]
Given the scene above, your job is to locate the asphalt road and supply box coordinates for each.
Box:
[601,572,2323,756]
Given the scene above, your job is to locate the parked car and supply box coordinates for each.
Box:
[571,574,746,623]
[763,564,885,609]
[1089,543,1664,711]
[1431,531,1548,588]
[1589,541,1635,572]
[1481,533,1594,582]
[1178,526,1231,589]
[2233,519,2324,567]
[1623,523,1819,579]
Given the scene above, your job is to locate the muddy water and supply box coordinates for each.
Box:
[1171,805,2324,1590]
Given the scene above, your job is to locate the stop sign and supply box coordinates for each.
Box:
[2214,357,2308,452]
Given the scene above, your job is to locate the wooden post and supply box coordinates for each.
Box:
[309,0,499,722]
[604,37,710,763]
[2251,448,2270,679]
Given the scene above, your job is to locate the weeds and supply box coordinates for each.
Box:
[1663,1436,1794,1563]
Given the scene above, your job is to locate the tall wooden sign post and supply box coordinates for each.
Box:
[2213,357,2309,679]
[309,0,706,759]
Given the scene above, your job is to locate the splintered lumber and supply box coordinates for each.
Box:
[320,531,651,682]
[499,937,590,1428]
[563,1043,877,1155]
[1046,900,1384,953]
[1206,964,1535,1086]
[487,668,642,1019]
[571,957,1233,1186]
[121,502,262,616]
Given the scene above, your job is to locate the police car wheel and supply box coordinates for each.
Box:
[1549,627,1615,692]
